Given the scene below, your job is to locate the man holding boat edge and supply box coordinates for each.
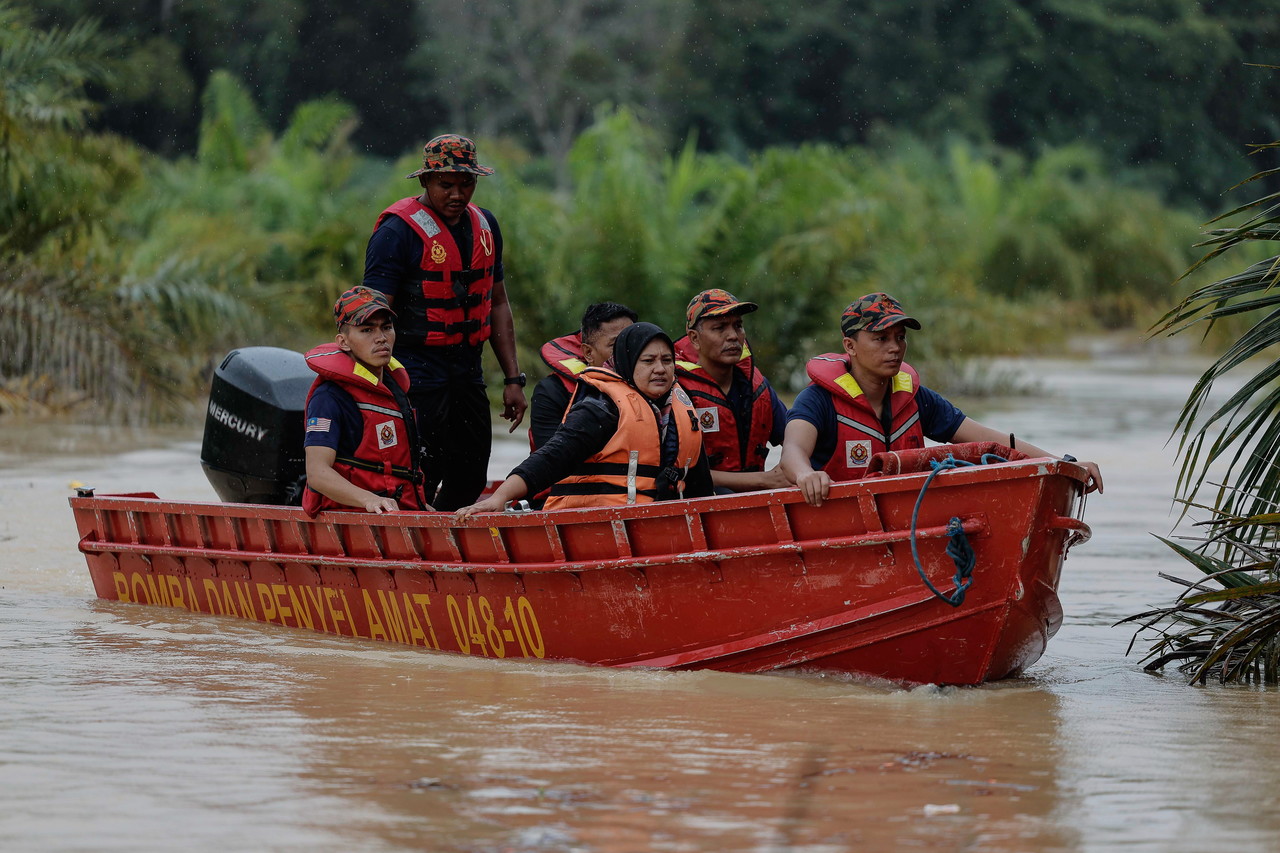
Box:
[302,287,430,515]
[781,292,1104,507]
[362,134,526,510]
[455,322,714,517]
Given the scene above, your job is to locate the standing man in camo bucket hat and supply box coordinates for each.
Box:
[780,292,1104,506]
[362,134,527,511]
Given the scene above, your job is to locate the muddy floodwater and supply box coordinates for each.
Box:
[3,353,1279,852]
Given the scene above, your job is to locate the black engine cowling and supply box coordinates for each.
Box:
[201,347,312,505]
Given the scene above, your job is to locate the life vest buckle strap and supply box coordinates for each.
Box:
[547,483,659,498]
[418,294,485,309]
[626,450,639,504]
[653,465,684,501]
[572,461,665,479]
[423,318,485,335]
[335,455,421,483]
[414,266,495,285]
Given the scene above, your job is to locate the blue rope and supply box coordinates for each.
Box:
[906,453,1003,607]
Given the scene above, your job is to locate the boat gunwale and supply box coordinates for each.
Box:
[76,515,992,575]
[70,455,1087,529]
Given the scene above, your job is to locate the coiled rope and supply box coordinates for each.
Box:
[908,453,1007,607]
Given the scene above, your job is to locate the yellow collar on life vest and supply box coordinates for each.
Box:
[559,357,587,375]
[352,357,403,386]
[835,369,912,400]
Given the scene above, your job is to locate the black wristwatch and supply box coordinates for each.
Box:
[503,372,527,387]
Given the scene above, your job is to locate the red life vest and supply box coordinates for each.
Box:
[301,344,425,516]
[672,335,775,472]
[539,331,587,394]
[528,331,590,453]
[374,198,496,346]
[805,353,924,482]
[544,369,703,510]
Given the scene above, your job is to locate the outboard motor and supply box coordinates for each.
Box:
[201,347,313,505]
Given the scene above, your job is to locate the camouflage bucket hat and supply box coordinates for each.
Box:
[334,286,395,329]
[840,292,921,336]
[405,134,496,179]
[685,288,759,330]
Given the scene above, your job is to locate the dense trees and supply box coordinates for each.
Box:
[27,0,1280,203]
[0,1,1263,417]
[29,0,421,155]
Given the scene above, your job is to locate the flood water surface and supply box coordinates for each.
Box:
[3,355,1278,852]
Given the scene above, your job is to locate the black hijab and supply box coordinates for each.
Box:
[609,322,674,402]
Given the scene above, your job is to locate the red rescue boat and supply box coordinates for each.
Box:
[68,442,1091,685]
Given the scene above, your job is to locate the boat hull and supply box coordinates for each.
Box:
[69,451,1089,685]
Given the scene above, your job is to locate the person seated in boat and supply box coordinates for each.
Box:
[780,292,1105,507]
[302,287,431,516]
[674,288,790,493]
[455,322,714,516]
[529,301,638,450]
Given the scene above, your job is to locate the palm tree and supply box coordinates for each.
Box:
[1125,122,1280,684]
[0,2,115,248]
[1158,158,1280,525]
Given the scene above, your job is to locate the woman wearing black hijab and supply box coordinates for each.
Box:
[456,323,714,517]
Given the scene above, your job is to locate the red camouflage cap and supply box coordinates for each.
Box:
[405,134,496,179]
[334,286,395,329]
[685,288,759,330]
[840,292,921,336]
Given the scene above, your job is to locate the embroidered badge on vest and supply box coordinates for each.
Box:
[429,242,447,264]
[697,407,720,433]
[411,209,441,238]
[673,386,693,407]
[377,421,399,450]
[845,439,872,468]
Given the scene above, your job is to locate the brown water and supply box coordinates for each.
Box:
[3,354,1278,852]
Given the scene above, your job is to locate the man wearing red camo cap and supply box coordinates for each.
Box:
[363,134,527,510]
[302,287,429,516]
[673,288,790,493]
[781,292,1104,507]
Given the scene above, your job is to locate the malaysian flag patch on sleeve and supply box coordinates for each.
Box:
[306,417,332,433]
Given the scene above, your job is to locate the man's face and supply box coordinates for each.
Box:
[338,312,396,371]
[581,317,634,367]
[421,173,477,224]
[842,322,908,380]
[689,313,746,368]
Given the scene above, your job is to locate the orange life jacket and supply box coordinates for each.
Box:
[673,335,776,472]
[374,198,495,346]
[301,344,424,516]
[544,368,702,510]
[805,353,924,481]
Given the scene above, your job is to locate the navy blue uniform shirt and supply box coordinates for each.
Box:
[304,382,362,456]
[787,383,966,469]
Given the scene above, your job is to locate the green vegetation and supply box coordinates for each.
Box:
[0,2,1245,420]
[28,0,1280,207]
[1124,117,1280,685]
[1123,505,1280,685]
